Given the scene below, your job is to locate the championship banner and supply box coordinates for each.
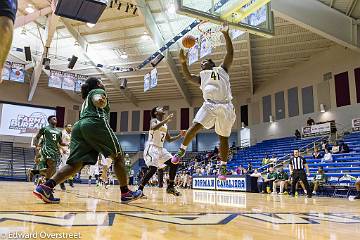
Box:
[61,72,76,91]
[188,43,199,65]
[75,75,87,93]
[353,118,360,131]
[48,70,63,89]
[150,68,158,89]
[0,103,56,137]
[10,63,25,83]
[192,177,216,190]
[1,61,11,81]
[200,37,211,58]
[144,73,150,92]
[216,177,247,191]
[231,29,244,40]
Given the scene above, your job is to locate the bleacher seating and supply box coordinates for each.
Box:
[228,136,323,170]
[0,141,35,181]
[228,131,360,197]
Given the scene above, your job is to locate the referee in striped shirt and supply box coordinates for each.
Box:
[289,149,312,198]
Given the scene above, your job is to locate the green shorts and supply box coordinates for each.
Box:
[40,147,60,162]
[66,118,122,166]
[38,159,47,170]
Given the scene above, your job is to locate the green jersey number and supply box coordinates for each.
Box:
[211,71,219,81]
[52,133,57,141]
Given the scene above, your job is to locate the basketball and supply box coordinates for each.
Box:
[182,35,196,48]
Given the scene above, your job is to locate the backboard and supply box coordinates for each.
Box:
[176,0,275,38]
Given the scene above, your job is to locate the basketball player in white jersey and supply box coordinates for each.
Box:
[100,153,113,188]
[88,158,100,186]
[59,124,72,190]
[172,26,235,181]
[137,106,185,196]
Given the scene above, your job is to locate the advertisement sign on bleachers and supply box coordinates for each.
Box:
[192,177,216,190]
[352,118,360,131]
[302,122,331,137]
[216,177,247,191]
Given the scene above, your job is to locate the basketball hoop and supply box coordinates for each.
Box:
[197,20,224,48]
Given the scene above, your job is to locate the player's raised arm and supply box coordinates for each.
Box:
[92,93,107,109]
[150,114,174,131]
[221,26,234,72]
[166,130,185,143]
[179,49,201,85]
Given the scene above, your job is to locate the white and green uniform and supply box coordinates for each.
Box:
[144,119,172,168]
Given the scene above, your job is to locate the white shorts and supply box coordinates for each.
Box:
[194,101,236,137]
[101,157,113,167]
[59,150,70,169]
[144,144,172,168]
[89,165,99,176]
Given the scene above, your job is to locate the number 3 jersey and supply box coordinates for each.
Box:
[147,119,167,148]
[200,66,233,102]
[38,125,62,160]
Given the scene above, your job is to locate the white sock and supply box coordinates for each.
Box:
[220,161,227,165]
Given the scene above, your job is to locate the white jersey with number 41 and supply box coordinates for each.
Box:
[200,66,233,102]
[147,119,167,148]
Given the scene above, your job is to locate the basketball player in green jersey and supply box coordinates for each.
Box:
[33,77,142,204]
[33,116,63,180]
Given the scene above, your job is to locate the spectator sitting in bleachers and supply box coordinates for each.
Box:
[247,162,253,174]
[294,129,301,140]
[312,167,327,195]
[340,141,350,153]
[236,164,246,175]
[332,141,340,154]
[312,147,324,159]
[262,154,270,166]
[264,167,277,193]
[270,154,278,164]
[321,140,329,152]
[250,169,264,193]
[231,141,236,150]
[322,148,333,162]
[272,168,289,195]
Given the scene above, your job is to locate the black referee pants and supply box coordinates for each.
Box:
[291,170,311,196]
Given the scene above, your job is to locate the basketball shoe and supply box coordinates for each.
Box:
[121,190,143,204]
[171,149,186,164]
[167,186,181,196]
[33,184,60,204]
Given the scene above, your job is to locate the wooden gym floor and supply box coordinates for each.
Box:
[0,182,359,240]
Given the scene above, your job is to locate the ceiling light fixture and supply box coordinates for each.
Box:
[120,51,128,59]
[320,104,326,113]
[25,4,35,14]
[167,3,176,15]
[86,22,96,28]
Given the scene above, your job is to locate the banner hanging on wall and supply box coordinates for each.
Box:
[9,63,25,83]
[0,103,56,137]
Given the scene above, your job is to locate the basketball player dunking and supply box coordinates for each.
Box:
[172,26,235,180]
[138,106,185,196]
